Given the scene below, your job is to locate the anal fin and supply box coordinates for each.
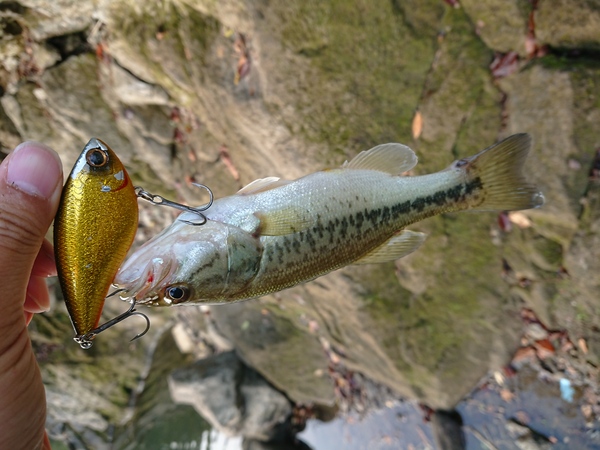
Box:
[353,230,426,265]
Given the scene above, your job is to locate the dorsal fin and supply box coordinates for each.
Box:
[342,143,417,175]
[237,177,291,195]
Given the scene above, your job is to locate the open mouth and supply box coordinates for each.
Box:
[114,256,175,303]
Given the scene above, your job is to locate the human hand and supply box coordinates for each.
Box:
[0,142,63,449]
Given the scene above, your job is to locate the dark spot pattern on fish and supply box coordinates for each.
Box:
[292,239,302,254]
[340,217,349,240]
[326,220,336,244]
[409,177,482,212]
[283,236,292,254]
[260,178,485,283]
[274,241,284,264]
[190,252,221,279]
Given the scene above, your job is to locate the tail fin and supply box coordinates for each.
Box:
[464,134,544,211]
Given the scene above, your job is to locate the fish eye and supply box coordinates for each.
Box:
[164,284,190,304]
[86,148,109,168]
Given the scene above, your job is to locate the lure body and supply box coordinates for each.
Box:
[115,134,544,306]
[54,138,138,344]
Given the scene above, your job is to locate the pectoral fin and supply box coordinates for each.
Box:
[353,230,426,265]
[253,208,312,236]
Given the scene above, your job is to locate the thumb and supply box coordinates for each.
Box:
[0,142,63,338]
[0,142,62,450]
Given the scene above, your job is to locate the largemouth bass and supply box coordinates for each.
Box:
[115,134,543,306]
[55,138,138,347]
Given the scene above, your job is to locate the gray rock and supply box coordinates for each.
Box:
[506,420,553,450]
[536,0,600,50]
[461,0,529,54]
[19,0,95,40]
[169,351,292,441]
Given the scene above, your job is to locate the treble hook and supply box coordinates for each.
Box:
[134,183,213,226]
[74,299,151,349]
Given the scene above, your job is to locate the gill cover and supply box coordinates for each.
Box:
[115,218,263,305]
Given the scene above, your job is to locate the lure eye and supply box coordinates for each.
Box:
[164,284,190,304]
[86,148,109,168]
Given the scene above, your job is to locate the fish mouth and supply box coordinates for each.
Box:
[115,256,176,304]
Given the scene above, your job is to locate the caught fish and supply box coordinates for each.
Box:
[54,138,139,348]
[115,134,544,306]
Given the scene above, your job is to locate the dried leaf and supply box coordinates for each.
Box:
[412,111,423,140]
[494,371,505,386]
[500,389,515,402]
[187,148,197,163]
[508,211,532,228]
[581,404,593,421]
[234,33,251,85]
[329,351,340,365]
[578,338,588,354]
[219,145,240,181]
[512,346,536,366]
[490,51,519,79]
[498,212,512,232]
[534,339,555,359]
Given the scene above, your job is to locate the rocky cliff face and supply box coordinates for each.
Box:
[1,0,599,447]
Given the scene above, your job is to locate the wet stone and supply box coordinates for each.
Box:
[169,351,292,442]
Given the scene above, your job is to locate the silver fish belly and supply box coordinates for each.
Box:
[115,134,543,306]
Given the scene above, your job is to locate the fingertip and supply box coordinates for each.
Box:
[32,239,57,278]
[6,141,63,201]
[25,277,51,314]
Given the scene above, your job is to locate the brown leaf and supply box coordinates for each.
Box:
[412,111,423,140]
[578,338,589,354]
[219,145,240,181]
[534,339,555,359]
[490,52,519,79]
[581,404,593,421]
[512,346,536,366]
[500,389,515,402]
[498,211,512,232]
[508,211,532,228]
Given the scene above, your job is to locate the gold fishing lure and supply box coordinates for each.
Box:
[54,138,139,349]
